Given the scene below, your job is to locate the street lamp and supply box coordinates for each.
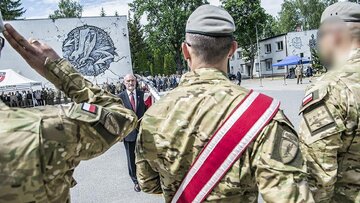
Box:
[256,25,263,87]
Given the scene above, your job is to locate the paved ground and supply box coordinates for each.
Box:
[71,77,311,203]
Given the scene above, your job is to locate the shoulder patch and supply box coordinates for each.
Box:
[299,87,328,114]
[67,103,102,123]
[303,103,336,136]
[271,124,303,168]
[81,103,98,114]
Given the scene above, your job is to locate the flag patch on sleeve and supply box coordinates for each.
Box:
[302,93,313,106]
[82,103,98,114]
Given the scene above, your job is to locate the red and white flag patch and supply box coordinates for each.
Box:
[82,103,97,114]
[302,93,313,106]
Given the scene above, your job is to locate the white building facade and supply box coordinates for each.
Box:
[230,30,318,78]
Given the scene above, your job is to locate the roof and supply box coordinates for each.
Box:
[259,33,287,42]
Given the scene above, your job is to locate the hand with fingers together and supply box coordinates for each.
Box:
[2,23,60,77]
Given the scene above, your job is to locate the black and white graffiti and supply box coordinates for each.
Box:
[309,34,317,50]
[291,37,303,50]
[62,25,118,76]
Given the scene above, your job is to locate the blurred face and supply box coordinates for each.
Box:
[318,22,347,68]
[124,74,136,91]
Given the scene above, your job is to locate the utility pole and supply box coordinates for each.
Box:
[256,25,263,87]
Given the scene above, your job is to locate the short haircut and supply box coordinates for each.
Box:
[186,33,233,64]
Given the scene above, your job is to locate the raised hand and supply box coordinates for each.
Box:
[3,24,60,77]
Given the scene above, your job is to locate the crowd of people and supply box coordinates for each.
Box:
[0,88,70,108]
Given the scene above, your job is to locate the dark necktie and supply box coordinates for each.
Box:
[130,92,136,112]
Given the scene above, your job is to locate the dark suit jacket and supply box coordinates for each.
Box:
[119,90,146,142]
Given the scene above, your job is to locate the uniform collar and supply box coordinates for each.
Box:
[179,68,228,86]
[348,48,360,64]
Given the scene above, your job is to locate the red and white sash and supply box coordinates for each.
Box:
[172,90,280,203]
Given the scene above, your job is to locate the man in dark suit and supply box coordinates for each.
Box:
[119,74,146,192]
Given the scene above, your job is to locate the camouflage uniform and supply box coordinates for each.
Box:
[137,68,314,203]
[0,59,137,202]
[299,49,360,203]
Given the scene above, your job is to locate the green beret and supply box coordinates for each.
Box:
[186,5,235,37]
[321,1,360,24]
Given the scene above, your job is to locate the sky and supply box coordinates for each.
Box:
[21,0,284,19]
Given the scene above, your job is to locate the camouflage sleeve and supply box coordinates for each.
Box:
[253,110,314,203]
[41,58,138,159]
[298,83,347,202]
[135,125,163,194]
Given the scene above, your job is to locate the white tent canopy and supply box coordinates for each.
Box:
[0,69,42,92]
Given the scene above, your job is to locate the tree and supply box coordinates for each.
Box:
[0,0,26,20]
[128,12,149,74]
[277,0,301,33]
[129,0,208,72]
[100,7,106,17]
[277,0,327,33]
[49,0,83,19]
[311,48,326,73]
[222,0,268,78]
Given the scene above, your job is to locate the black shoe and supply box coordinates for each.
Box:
[134,184,141,192]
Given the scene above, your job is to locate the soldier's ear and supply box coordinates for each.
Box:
[228,41,238,59]
[182,42,190,60]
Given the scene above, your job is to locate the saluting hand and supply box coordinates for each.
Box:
[2,24,60,78]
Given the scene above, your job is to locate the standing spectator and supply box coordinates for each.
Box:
[118,74,147,193]
[236,71,242,86]
[22,91,27,107]
[306,66,313,83]
[35,90,42,106]
[56,89,61,105]
[295,65,303,84]
[26,91,33,107]
[16,91,22,107]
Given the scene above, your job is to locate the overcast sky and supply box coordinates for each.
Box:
[22,0,284,19]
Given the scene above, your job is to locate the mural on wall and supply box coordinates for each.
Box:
[309,34,317,50]
[291,37,303,50]
[62,25,118,77]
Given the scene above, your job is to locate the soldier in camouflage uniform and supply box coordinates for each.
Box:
[0,24,137,202]
[298,2,360,203]
[136,5,314,203]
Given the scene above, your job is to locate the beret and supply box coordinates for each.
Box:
[321,1,360,24]
[186,5,235,37]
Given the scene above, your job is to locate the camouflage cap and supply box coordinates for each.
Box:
[186,5,235,37]
[321,1,360,24]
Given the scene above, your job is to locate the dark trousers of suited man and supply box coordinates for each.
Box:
[119,74,147,192]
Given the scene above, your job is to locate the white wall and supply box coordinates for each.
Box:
[259,35,287,76]
[0,16,132,87]
[286,29,318,61]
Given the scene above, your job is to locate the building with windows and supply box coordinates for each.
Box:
[230,30,318,78]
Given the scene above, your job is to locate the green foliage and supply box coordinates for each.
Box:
[278,0,326,33]
[100,7,106,17]
[49,0,83,19]
[129,0,208,73]
[0,0,26,20]
[128,12,150,74]
[222,0,268,78]
[311,48,326,73]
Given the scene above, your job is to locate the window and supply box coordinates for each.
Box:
[255,63,260,72]
[237,51,242,59]
[276,41,284,51]
[277,60,285,69]
[265,44,272,53]
[240,65,244,73]
[265,60,272,71]
[300,53,304,58]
